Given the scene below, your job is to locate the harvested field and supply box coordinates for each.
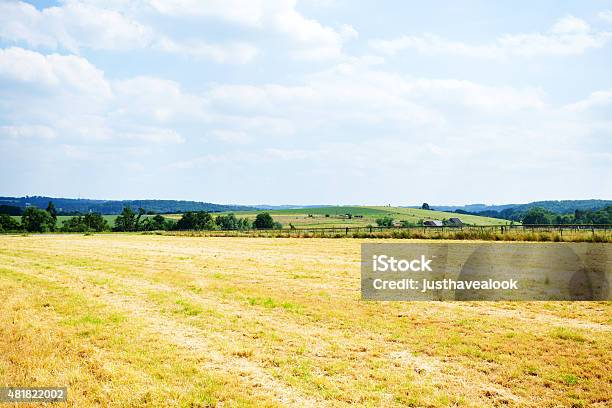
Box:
[0,234,610,407]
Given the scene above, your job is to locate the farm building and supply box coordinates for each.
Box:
[448,217,464,226]
[423,220,443,226]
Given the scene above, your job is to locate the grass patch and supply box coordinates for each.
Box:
[174,298,203,316]
[550,327,587,343]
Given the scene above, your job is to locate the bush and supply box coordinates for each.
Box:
[375,216,394,227]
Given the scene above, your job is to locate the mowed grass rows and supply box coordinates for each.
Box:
[0,235,610,407]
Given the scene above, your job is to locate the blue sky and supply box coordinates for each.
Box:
[1,0,611,205]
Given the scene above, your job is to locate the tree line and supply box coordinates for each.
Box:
[0,201,282,233]
[454,205,612,225]
[519,206,612,225]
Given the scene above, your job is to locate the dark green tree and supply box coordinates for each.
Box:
[21,207,55,232]
[84,213,109,231]
[522,207,553,225]
[135,207,146,230]
[215,213,238,230]
[46,201,57,221]
[253,212,275,229]
[140,214,170,231]
[61,213,108,232]
[150,214,167,230]
[0,213,21,232]
[176,211,216,230]
[236,217,251,230]
[421,203,430,210]
[114,207,137,231]
[61,216,85,232]
[0,205,23,216]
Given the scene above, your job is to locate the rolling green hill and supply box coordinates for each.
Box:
[207,205,508,228]
[10,206,507,230]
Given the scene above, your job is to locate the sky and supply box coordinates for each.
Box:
[0,0,611,205]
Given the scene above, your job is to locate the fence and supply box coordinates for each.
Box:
[249,224,612,234]
[177,224,612,236]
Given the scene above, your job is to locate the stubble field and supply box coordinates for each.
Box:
[0,234,610,407]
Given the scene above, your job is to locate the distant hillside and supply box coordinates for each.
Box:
[253,204,332,210]
[422,200,612,214]
[212,205,506,227]
[0,196,256,215]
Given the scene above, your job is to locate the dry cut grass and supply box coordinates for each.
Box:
[0,234,610,407]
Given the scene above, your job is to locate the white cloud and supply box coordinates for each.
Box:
[339,24,359,39]
[565,89,612,111]
[370,15,611,59]
[0,125,57,139]
[128,0,351,60]
[0,49,200,145]
[122,128,185,143]
[0,1,153,52]
[370,34,503,59]
[400,79,545,111]
[0,1,257,63]
[550,15,590,34]
[155,37,258,63]
[599,10,612,23]
[112,76,209,123]
[147,0,264,25]
[0,47,111,97]
[0,0,354,62]
[207,60,545,121]
[211,129,252,144]
[270,1,346,59]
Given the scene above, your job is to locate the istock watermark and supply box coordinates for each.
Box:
[361,243,611,301]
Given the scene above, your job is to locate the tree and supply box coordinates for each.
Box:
[0,205,23,216]
[0,213,21,232]
[421,203,430,210]
[253,212,275,229]
[21,207,55,232]
[84,213,109,231]
[150,214,167,230]
[522,207,553,225]
[46,201,57,221]
[114,207,137,231]
[61,216,85,232]
[215,213,238,230]
[139,214,172,231]
[236,217,251,230]
[135,207,146,229]
[176,211,216,230]
[62,213,108,232]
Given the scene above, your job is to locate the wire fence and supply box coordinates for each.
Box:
[243,224,612,234]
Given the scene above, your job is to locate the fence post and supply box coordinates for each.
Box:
[345,227,348,235]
